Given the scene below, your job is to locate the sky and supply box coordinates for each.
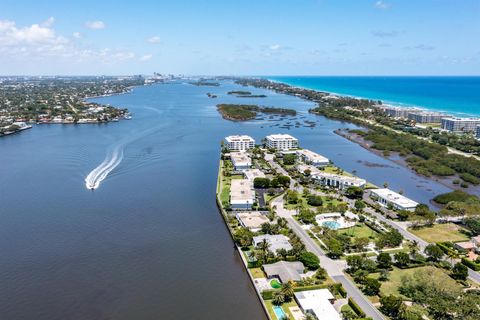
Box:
[0,0,479,76]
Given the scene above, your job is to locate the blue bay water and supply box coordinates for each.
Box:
[269,76,480,116]
[0,80,453,320]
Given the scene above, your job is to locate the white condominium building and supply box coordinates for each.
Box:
[311,172,366,190]
[225,135,255,151]
[230,152,252,171]
[265,134,298,150]
[296,149,330,167]
[369,188,418,211]
[230,179,255,210]
[441,117,480,133]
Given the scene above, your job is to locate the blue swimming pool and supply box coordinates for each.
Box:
[322,220,341,230]
[273,305,287,319]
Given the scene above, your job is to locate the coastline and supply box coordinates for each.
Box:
[265,77,479,118]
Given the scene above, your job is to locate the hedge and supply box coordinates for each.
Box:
[462,257,480,271]
[293,284,329,292]
[348,297,366,318]
[364,221,384,234]
[261,289,277,300]
[437,242,459,256]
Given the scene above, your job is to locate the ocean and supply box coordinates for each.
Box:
[269,76,480,116]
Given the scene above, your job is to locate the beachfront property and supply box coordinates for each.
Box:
[407,111,447,123]
[476,125,480,139]
[230,179,255,210]
[253,234,293,254]
[263,261,305,283]
[265,134,298,150]
[225,135,255,151]
[369,188,418,211]
[382,106,418,119]
[297,164,321,176]
[294,289,341,320]
[296,149,330,167]
[441,117,480,133]
[230,152,252,171]
[236,211,269,232]
[315,212,358,230]
[311,172,366,190]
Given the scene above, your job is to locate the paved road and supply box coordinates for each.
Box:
[272,196,385,320]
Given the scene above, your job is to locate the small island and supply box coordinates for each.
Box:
[217,104,296,121]
[227,90,267,98]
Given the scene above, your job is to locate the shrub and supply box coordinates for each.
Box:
[307,195,323,206]
[462,257,480,271]
[299,251,320,270]
[433,190,478,204]
[348,297,366,318]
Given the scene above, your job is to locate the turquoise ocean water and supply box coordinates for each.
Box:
[269,76,480,117]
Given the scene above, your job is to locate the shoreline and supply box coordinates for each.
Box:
[265,77,478,118]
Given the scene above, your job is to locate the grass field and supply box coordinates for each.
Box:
[375,266,461,298]
[285,194,344,210]
[339,223,380,240]
[408,223,470,243]
[250,268,266,279]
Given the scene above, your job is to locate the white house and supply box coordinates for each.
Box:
[294,289,341,320]
[253,234,293,253]
[236,212,269,232]
[225,135,255,151]
[369,188,418,211]
[230,179,255,210]
[230,152,252,171]
[296,149,330,167]
[265,134,298,150]
[243,169,266,182]
[311,172,366,190]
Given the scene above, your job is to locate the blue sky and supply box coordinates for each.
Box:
[0,0,479,75]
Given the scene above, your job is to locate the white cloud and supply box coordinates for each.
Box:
[269,44,281,50]
[139,54,153,61]
[147,36,161,44]
[41,17,55,27]
[85,21,105,30]
[72,32,82,39]
[0,19,66,45]
[374,1,390,9]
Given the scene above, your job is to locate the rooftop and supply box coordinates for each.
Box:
[230,152,251,166]
[266,133,298,141]
[370,188,418,208]
[225,135,255,142]
[236,212,269,230]
[297,149,329,163]
[253,234,293,253]
[312,171,366,185]
[244,169,266,181]
[230,179,254,203]
[294,289,341,320]
[263,261,305,283]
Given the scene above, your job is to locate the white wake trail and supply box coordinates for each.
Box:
[85,144,124,189]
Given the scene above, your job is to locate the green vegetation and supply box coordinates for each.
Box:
[433,190,478,204]
[298,251,320,270]
[408,223,470,243]
[217,104,296,121]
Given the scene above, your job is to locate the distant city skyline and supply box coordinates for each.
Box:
[0,0,479,75]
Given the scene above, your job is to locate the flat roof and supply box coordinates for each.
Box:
[230,179,254,202]
[266,134,298,141]
[230,152,251,166]
[297,149,329,163]
[370,188,418,208]
[294,289,341,320]
[443,117,480,121]
[236,212,269,229]
[297,164,321,175]
[244,169,266,181]
[312,171,366,185]
[225,135,255,142]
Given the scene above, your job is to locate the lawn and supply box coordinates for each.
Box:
[339,223,380,240]
[250,267,266,279]
[322,165,353,177]
[285,194,344,211]
[408,223,470,243]
[265,300,299,320]
[376,266,461,298]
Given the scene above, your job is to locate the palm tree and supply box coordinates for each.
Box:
[272,291,285,306]
[304,313,318,320]
[280,280,296,300]
[257,238,271,262]
[447,250,459,265]
[408,240,419,257]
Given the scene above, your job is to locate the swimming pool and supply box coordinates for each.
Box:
[273,306,287,319]
[322,220,341,230]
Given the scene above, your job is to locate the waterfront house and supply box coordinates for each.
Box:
[263,261,305,283]
[230,152,252,171]
[243,169,266,182]
[253,234,293,254]
[294,289,341,320]
[311,171,366,190]
[225,135,255,151]
[296,149,330,167]
[236,212,269,232]
[441,117,480,133]
[265,134,298,150]
[369,188,418,211]
[230,179,255,210]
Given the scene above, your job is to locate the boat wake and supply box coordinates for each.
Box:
[85,143,124,189]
